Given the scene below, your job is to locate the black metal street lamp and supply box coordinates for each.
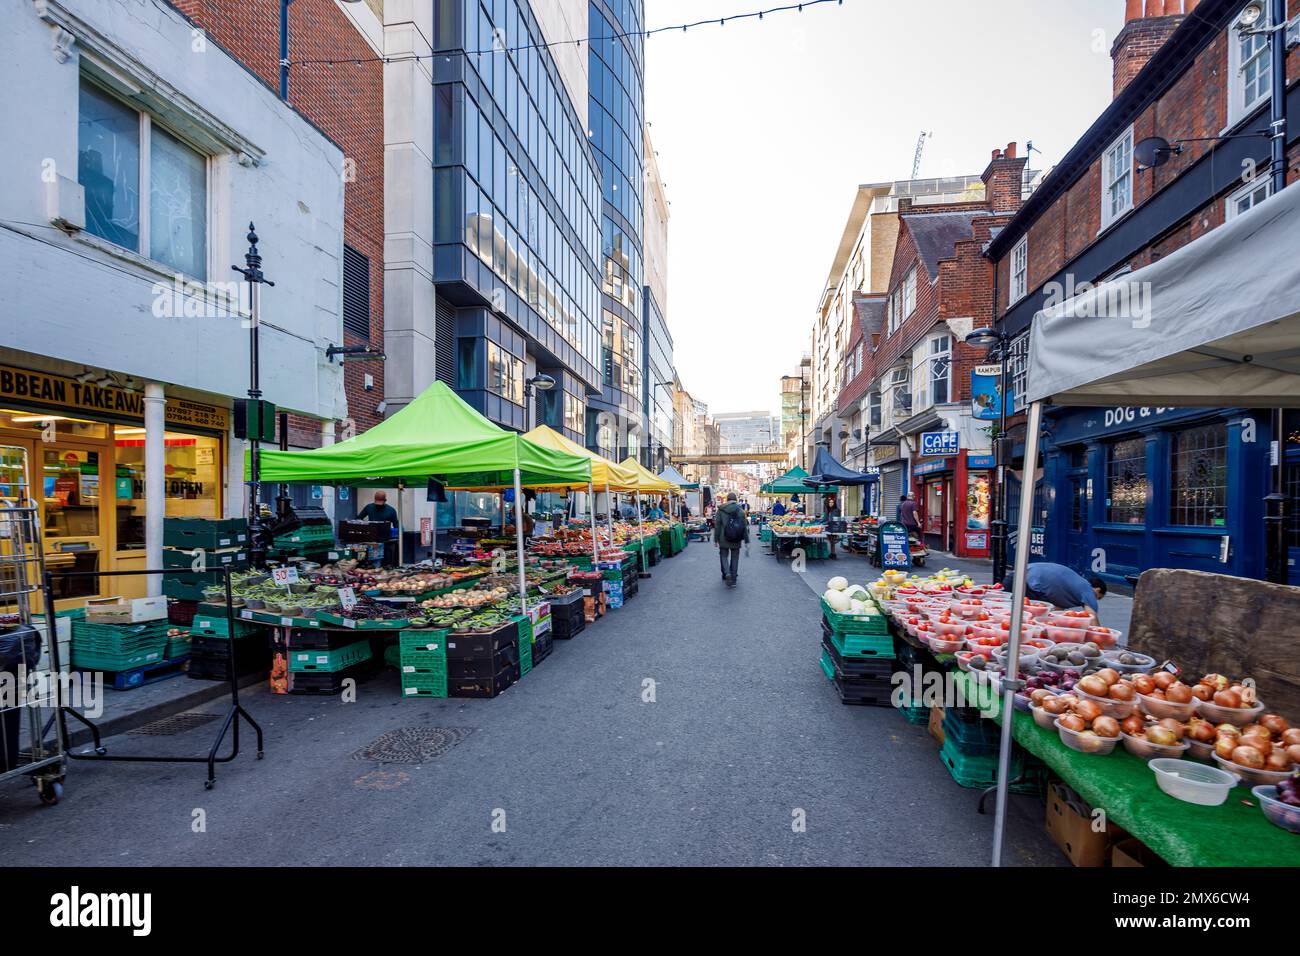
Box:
[524,372,555,433]
[232,224,273,568]
[965,326,1011,583]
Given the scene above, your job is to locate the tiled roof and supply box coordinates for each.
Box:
[904,210,990,278]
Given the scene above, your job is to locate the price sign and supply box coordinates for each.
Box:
[271,566,300,587]
[338,586,358,611]
[878,521,912,572]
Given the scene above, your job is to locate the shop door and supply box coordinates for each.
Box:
[1066,472,1092,571]
[1287,458,1299,587]
[924,480,948,551]
[39,443,106,603]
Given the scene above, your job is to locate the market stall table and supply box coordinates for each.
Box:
[951,671,1292,867]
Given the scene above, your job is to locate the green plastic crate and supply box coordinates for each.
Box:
[288,639,373,673]
[164,634,192,659]
[162,547,248,570]
[938,737,1032,790]
[163,517,248,550]
[818,649,834,681]
[72,619,171,650]
[516,616,532,676]
[820,598,888,635]
[896,702,929,725]
[398,629,450,653]
[71,646,166,671]
[190,615,260,639]
[383,644,402,668]
[828,628,895,659]
[401,670,448,698]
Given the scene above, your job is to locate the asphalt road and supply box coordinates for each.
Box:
[0,538,1063,866]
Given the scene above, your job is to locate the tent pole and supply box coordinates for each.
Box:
[588,481,598,565]
[636,490,646,576]
[991,399,1042,867]
[396,481,405,566]
[513,468,527,615]
[606,483,615,546]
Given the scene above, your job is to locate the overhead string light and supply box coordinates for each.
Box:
[285,0,845,70]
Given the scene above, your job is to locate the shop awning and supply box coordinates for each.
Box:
[657,464,698,490]
[249,381,592,488]
[761,465,836,496]
[619,457,677,494]
[1025,183,1300,408]
[804,445,879,487]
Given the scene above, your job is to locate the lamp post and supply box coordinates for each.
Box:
[965,326,1011,584]
[1238,0,1292,584]
[524,373,555,433]
[232,224,274,568]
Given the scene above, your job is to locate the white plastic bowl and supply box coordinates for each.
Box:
[1121,731,1189,760]
[1055,718,1120,755]
[1252,785,1300,834]
[1137,692,1197,721]
[1074,685,1138,720]
[1030,704,1059,730]
[1149,757,1235,805]
[1212,753,1297,788]
[1195,698,1266,725]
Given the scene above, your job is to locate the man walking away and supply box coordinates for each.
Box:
[713,492,750,587]
[897,494,921,537]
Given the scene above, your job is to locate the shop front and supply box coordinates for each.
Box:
[912,457,955,553]
[0,364,231,607]
[1039,404,1272,586]
[869,441,904,519]
[908,450,993,560]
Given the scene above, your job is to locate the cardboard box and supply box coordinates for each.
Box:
[1045,780,1116,868]
[84,596,168,624]
[1111,837,1166,868]
[928,706,945,745]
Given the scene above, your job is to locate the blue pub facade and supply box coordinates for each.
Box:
[1032,405,1275,588]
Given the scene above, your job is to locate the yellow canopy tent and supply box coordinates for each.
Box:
[520,426,640,563]
[618,457,680,574]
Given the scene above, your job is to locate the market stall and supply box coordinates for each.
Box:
[619,457,678,574]
[985,181,1300,865]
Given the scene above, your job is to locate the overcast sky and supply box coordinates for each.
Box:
[643,0,1127,417]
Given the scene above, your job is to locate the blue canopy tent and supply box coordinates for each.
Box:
[803,446,879,487]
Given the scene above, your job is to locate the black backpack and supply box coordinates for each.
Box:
[723,509,746,544]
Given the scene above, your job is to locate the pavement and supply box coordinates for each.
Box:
[0,537,1064,867]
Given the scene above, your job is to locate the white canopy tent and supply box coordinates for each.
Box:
[990,182,1300,866]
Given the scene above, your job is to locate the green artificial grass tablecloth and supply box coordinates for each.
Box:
[951,672,1295,866]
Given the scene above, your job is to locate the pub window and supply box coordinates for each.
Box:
[1169,423,1228,528]
[78,76,208,279]
[1106,437,1148,525]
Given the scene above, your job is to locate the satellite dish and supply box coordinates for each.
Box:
[1135,136,1181,169]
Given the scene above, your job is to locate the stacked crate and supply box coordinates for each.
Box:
[549,590,585,639]
[70,616,171,673]
[160,518,249,602]
[529,603,553,665]
[819,598,896,706]
[938,706,1033,792]
[397,630,448,698]
[445,621,520,698]
[187,608,267,681]
[893,641,935,725]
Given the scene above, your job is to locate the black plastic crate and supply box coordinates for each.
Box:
[186,649,268,681]
[168,599,199,626]
[448,661,519,698]
[288,628,375,651]
[190,633,265,657]
[531,635,553,666]
[832,675,895,707]
[445,622,519,659]
[552,611,585,640]
[821,636,898,681]
[447,645,519,679]
[942,711,1002,752]
[288,658,381,695]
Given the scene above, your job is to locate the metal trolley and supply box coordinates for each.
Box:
[0,449,66,804]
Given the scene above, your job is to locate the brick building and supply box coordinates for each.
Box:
[173,0,385,456]
[848,148,1031,556]
[985,0,1300,585]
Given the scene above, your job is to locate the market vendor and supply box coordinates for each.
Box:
[357,491,400,566]
[771,499,786,517]
[824,495,841,559]
[1003,562,1107,626]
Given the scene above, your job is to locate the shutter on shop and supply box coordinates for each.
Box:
[880,464,903,519]
[435,298,456,386]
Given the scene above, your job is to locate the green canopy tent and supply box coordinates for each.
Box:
[249,381,591,607]
[760,465,835,497]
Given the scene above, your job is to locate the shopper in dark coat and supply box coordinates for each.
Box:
[713,492,750,586]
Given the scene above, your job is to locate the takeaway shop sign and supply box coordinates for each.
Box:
[0,366,229,432]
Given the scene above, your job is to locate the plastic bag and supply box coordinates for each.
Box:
[0,623,42,673]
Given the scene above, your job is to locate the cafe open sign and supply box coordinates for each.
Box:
[919,430,960,457]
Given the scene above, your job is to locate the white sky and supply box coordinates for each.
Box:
[643,0,1127,416]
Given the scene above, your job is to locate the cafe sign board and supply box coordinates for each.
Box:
[0,365,229,432]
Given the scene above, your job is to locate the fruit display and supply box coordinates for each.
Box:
[822,577,878,615]
[420,586,509,610]
[1254,777,1300,834]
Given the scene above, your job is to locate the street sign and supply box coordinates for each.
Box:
[878,521,911,571]
[919,430,960,457]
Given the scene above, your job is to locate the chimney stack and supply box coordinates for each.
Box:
[1112,0,1187,98]
[982,143,1030,214]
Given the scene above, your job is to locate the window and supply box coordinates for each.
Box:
[486,341,522,405]
[1006,331,1030,413]
[113,428,221,549]
[1170,423,1228,527]
[888,286,903,334]
[1228,8,1272,126]
[1226,177,1272,219]
[903,266,918,317]
[886,365,911,422]
[78,77,207,278]
[929,334,951,405]
[1101,126,1134,230]
[1106,437,1148,525]
[564,392,584,435]
[1010,236,1028,304]
[868,391,882,428]
[342,244,370,339]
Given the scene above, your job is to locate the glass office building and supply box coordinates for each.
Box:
[587,0,645,458]
[643,289,673,471]
[430,0,603,438]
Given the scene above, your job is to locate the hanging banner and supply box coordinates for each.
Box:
[970,364,1011,421]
